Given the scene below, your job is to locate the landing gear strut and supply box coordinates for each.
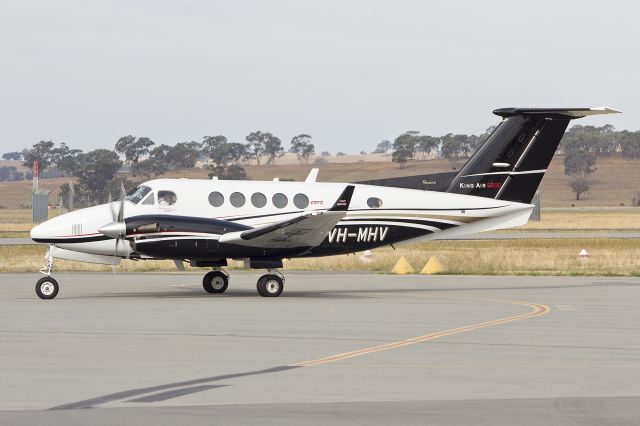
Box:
[256,269,284,297]
[202,269,229,294]
[36,250,58,300]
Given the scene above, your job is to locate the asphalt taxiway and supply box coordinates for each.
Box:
[0,272,639,425]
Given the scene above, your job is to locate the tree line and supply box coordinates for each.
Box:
[2,123,639,204]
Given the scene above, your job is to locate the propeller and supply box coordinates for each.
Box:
[99,182,130,258]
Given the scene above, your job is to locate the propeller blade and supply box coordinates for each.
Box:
[108,193,117,222]
[117,182,126,223]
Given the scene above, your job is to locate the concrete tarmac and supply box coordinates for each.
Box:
[1,272,639,425]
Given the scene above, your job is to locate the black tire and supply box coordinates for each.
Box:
[256,274,284,297]
[36,277,59,300]
[202,271,229,294]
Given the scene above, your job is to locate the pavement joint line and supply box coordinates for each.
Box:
[293,299,550,367]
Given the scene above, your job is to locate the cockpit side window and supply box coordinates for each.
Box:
[141,192,155,205]
[126,186,152,204]
[158,190,177,206]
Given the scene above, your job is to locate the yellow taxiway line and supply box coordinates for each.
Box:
[295,299,550,367]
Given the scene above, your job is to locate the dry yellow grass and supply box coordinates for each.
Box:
[517,209,640,230]
[2,239,638,276]
[288,239,640,276]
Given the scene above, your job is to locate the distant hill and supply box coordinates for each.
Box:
[0,154,638,209]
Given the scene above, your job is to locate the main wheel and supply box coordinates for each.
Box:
[202,271,229,294]
[36,276,59,300]
[256,274,284,297]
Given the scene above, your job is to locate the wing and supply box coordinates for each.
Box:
[218,185,354,249]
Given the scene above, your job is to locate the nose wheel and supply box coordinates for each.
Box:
[36,277,59,300]
[256,271,284,297]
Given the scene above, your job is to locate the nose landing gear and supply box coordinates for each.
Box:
[36,277,59,300]
[36,251,58,300]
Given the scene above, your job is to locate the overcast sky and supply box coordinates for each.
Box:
[1,0,638,154]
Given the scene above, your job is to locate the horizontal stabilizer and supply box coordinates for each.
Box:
[493,106,620,119]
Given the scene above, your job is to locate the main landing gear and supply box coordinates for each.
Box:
[202,269,229,294]
[36,253,59,300]
[201,268,285,297]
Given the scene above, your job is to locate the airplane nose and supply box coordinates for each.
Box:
[30,221,52,241]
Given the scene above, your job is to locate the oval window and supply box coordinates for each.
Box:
[158,190,177,206]
[230,192,246,208]
[208,191,224,207]
[272,193,288,209]
[251,192,267,208]
[367,197,383,208]
[293,193,309,209]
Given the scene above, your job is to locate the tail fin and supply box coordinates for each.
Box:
[446,107,619,203]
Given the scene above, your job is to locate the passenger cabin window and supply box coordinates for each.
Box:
[158,191,177,206]
[208,191,224,207]
[141,192,155,205]
[293,193,309,209]
[251,192,267,208]
[367,197,383,208]
[272,193,288,209]
[126,186,151,204]
[230,192,245,207]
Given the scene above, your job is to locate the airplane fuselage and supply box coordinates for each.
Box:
[31,178,533,263]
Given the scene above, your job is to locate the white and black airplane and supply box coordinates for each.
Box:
[30,107,618,299]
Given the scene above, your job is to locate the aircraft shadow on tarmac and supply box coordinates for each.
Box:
[54,279,638,301]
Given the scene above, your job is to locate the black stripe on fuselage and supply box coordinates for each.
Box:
[32,235,112,244]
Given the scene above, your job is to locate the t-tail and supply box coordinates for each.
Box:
[357,107,620,204]
[446,107,619,203]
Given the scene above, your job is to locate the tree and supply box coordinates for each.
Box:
[132,144,170,179]
[564,148,597,177]
[321,151,331,157]
[561,124,617,156]
[415,135,438,160]
[170,141,202,168]
[618,130,640,159]
[53,143,83,176]
[441,134,472,164]
[373,140,391,156]
[22,140,55,172]
[564,148,597,200]
[391,133,416,168]
[246,131,284,165]
[391,146,411,168]
[115,135,155,165]
[202,135,228,166]
[2,151,22,161]
[290,134,315,164]
[569,176,590,201]
[72,149,123,205]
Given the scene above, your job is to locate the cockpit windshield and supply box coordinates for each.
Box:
[126,186,152,204]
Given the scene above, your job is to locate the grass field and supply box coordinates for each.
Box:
[2,239,638,276]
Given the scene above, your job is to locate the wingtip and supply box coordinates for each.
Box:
[329,185,355,212]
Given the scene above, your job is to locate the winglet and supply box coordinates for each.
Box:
[329,185,355,211]
[305,168,319,183]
